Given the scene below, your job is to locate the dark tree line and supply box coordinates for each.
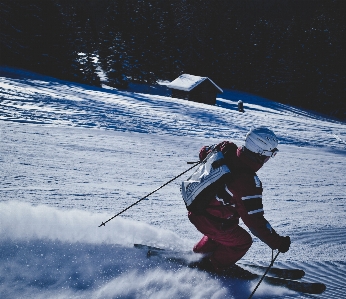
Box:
[1,0,345,119]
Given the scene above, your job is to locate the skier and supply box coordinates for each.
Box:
[188,127,291,273]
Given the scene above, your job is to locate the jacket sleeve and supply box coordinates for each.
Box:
[229,174,284,250]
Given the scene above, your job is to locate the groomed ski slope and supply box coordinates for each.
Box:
[0,66,345,299]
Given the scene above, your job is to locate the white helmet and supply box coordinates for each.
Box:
[245,127,279,157]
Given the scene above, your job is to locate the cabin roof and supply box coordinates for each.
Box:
[166,74,223,93]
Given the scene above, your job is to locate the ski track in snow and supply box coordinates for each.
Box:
[0,67,346,299]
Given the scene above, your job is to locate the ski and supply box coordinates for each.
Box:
[134,244,326,295]
[239,263,305,280]
[263,276,326,294]
[134,244,304,279]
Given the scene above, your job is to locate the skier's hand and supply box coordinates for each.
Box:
[278,236,291,253]
[199,145,214,161]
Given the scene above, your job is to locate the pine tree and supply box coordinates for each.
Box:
[76,17,101,87]
[303,0,346,117]
[99,1,129,89]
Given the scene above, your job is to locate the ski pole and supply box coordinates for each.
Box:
[98,161,201,227]
[247,251,280,299]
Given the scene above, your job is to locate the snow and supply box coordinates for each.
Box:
[166,74,223,93]
[0,66,345,298]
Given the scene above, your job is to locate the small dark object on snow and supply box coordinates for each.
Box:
[238,100,245,112]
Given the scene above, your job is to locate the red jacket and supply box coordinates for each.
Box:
[198,141,283,250]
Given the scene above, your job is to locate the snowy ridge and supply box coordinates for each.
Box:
[1,67,345,149]
[1,67,346,298]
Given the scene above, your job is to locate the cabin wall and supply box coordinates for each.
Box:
[172,80,218,105]
[171,90,189,100]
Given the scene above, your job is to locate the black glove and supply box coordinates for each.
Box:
[278,236,291,253]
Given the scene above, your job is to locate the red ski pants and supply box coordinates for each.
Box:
[188,212,252,270]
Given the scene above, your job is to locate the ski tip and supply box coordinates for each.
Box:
[313,283,327,294]
[289,281,327,294]
[287,269,305,280]
[134,244,165,251]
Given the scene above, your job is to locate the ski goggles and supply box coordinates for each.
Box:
[261,148,279,162]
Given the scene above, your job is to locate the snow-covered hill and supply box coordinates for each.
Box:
[1,67,345,299]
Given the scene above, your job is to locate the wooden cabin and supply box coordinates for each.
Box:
[166,74,223,105]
